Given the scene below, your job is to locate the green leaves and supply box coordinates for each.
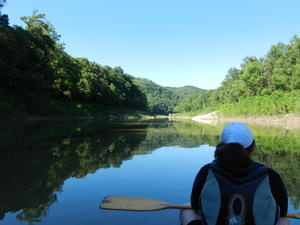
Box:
[21,9,60,42]
[134,78,203,115]
[0,11,148,114]
[176,35,300,116]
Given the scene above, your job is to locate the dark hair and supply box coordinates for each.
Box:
[214,141,255,170]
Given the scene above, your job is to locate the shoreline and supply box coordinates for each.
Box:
[0,114,154,123]
[189,111,300,129]
[1,112,300,129]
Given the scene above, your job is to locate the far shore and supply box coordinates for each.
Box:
[0,114,155,122]
[183,111,300,129]
[2,112,300,129]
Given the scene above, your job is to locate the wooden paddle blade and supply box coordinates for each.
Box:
[100,196,169,211]
[287,212,300,219]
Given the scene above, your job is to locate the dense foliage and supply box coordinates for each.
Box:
[134,78,203,115]
[0,10,148,115]
[175,36,300,115]
[219,90,300,116]
[0,8,203,116]
[166,86,204,99]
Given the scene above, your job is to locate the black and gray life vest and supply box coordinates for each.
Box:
[199,161,279,225]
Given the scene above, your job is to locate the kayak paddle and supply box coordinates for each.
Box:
[100,195,300,219]
[287,212,300,219]
[100,195,192,211]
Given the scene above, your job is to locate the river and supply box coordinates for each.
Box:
[0,119,299,225]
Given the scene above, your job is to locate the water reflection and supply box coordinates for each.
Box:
[0,120,151,223]
[0,119,299,224]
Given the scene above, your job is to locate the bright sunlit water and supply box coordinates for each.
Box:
[0,119,299,225]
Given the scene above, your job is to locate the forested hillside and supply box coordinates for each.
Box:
[0,9,148,115]
[166,86,204,99]
[134,78,203,115]
[175,36,300,116]
[0,7,203,116]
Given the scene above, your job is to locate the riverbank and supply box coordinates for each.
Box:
[0,101,153,122]
[0,113,158,122]
[185,111,300,129]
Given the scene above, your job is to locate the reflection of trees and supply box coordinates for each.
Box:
[1,120,300,223]
[252,150,300,209]
[141,120,300,209]
[0,120,150,223]
[136,120,220,151]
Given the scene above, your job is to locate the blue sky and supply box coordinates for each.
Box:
[3,0,300,89]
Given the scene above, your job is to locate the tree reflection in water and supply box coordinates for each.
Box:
[0,119,299,223]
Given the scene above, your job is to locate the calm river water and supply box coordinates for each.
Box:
[0,119,300,225]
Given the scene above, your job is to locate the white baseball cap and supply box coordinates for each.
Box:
[221,122,254,148]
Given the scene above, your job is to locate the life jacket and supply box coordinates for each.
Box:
[199,160,279,225]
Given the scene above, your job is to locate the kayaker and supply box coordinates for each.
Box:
[181,122,289,225]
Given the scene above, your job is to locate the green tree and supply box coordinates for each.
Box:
[0,10,148,114]
[21,9,60,43]
[134,78,202,114]
[175,35,300,115]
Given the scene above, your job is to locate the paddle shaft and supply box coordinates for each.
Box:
[164,204,192,210]
[100,196,300,219]
[168,206,300,219]
[287,212,300,219]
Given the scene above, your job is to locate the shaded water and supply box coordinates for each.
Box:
[0,119,300,225]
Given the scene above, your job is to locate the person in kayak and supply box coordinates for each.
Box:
[181,121,289,225]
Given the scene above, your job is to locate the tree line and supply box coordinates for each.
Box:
[175,36,300,115]
[0,6,203,116]
[0,9,148,115]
